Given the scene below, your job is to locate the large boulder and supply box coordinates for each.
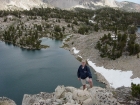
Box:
[0,97,16,105]
[55,85,65,99]
[72,89,91,103]
[64,92,74,103]
[65,86,77,93]
[22,92,52,105]
[88,87,121,105]
[82,98,93,105]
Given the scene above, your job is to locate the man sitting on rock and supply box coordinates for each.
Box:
[77,59,93,90]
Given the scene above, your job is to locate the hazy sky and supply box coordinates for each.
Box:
[116,0,140,4]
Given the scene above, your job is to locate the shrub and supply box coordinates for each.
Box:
[131,83,140,98]
[54,25,61,32]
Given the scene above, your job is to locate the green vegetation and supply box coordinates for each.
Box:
[78,26,89,34]
[94,8,140,32]
[131,83,140,99]
[3,24,41,49]
[0,7,140,51]
[95,8,140,59]
[96,33,140,60]
[0,8,96,49]
[54,25,61,32]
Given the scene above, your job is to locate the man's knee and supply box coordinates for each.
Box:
[88,79,92,83]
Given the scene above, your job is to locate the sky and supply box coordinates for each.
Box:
[116,0,140,4]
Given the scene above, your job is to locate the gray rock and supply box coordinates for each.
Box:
[112,86,139,105]
[46,99,51,104]
[0,97,16,105]
[22,92,52,105]
[22,85,122,105]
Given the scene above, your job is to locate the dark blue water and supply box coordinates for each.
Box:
[0,38,105,105]
[138,27,140,33]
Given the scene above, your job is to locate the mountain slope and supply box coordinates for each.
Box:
[0,0,48,10]
[116,1,140,12]
[42,0,140,12]
[0,0,140,12]
[43,0,79,9]
[42,0,118,9]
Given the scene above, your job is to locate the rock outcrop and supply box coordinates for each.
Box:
[112,86,140,105]
[22,85,120,105]
[0,97,16,105]
[1,85,140,105]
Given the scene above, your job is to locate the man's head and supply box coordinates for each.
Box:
[81,59,86,67]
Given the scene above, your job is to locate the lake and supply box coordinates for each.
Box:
[138,27,140,33]
[0,38,105,105]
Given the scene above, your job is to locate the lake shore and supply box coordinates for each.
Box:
[63,31,140,89]
[0,38,49,50]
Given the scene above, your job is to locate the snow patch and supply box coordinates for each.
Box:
[91,0,118,7]
[72,47,80,54]
[73,5,85,8]
[87,60,140,88]
[19,2,29,10]
[10,1,16,5]
[104,0,118,7]
[63,34,73,43]
[92,15,96,19]
[78,55,82,58]
[89,20,96,24]
[92,1,104,6]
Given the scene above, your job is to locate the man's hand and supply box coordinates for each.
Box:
[78,78,81,80]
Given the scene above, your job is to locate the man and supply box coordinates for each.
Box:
[77,59,93,90]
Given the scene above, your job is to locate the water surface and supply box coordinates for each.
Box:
[0,38,105,105]
[138,27,140,33]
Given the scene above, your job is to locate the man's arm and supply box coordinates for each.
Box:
[86,66,92,78]
[77,66,81,79]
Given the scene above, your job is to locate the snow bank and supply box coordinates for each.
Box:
[87,60,140,88]
[78,55,82,58]
[73,5,85,9]
[63,34,73,43]
[72,47,80,54]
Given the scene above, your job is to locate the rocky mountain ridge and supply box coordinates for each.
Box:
[0,0,140,12]
[0,0,48,10]
[42,0,118,9]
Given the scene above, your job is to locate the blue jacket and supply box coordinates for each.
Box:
[77,65,92,79]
